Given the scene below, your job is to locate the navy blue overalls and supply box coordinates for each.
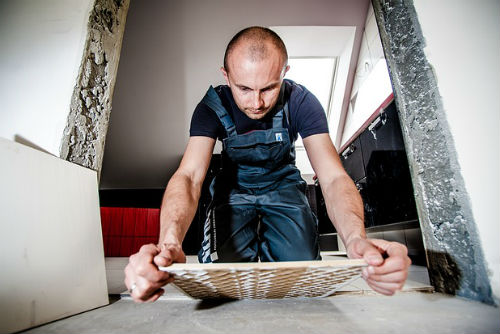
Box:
[198,86,321,263]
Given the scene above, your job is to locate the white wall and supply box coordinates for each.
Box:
[341,3,393,148]
[0,0,93,156]
[413,0,500,301]
[100,0,370,189]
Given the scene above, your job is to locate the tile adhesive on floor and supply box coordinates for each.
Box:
[161,260,367,299]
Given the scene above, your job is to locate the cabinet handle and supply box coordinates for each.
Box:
[342,144,356,159]
[368,112,387,140]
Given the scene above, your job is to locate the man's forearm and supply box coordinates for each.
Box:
[321,174,366,248]
[158,171,202,246]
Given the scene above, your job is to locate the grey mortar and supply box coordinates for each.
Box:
[372,0,494,304]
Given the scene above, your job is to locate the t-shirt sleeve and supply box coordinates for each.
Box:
[291,86,329,139]
[189,102,222,139]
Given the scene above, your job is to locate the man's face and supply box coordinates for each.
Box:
[221,44,289,120]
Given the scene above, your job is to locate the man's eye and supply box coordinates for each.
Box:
[263,86,277,93]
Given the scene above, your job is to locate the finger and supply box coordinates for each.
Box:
[139,243,162,255]
[129,249,171,283]
[366,282,396,296]
[362,268,408,284]
[131,257,171,283]
[365,253,411,276]
[154,243,186,267]
[352,239,384,266]
[370,239,409,258]
[135,288,165,303]
[365,277,404,295]
[129,275,170,302]
[125,263,170,298]
[144,288,165,303]
[153,249,178,267]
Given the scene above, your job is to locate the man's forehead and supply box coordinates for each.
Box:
[228,40,283,66]
[228,58,282,85]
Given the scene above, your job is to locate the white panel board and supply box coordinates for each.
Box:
[0,137,108,333]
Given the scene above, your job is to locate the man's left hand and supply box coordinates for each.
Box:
[346,237,411,295]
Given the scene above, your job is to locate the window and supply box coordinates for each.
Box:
[285,57,337,175]
[286,57,336,116]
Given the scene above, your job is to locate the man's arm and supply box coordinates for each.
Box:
[303,133,411,295]
[159,136,216,247]
[303,133,365,247]
[124,136,216,303]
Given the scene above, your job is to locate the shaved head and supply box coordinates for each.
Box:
[223,26,288,72]
[220,27,290,120]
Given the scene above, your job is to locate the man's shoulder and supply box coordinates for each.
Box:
[284,79,320,114]
[283,79,328,138]
[212,84,231,100]
[284,79,311,105]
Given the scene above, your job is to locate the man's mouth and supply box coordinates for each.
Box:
[249,109,265,114]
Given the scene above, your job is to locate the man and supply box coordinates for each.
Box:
[125,26,411,303]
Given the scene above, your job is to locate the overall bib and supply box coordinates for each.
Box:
[198,86,321,263]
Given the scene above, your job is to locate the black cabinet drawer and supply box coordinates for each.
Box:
[340,137,365,183]
[359,101,405,164]
[340,100,418,228]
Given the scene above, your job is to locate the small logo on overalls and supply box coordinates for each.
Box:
[275,133,283,141]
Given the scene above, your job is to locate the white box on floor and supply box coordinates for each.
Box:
[0,138,108,333]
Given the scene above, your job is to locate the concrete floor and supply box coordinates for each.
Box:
[20,255,500,334]
[21,293,499,334]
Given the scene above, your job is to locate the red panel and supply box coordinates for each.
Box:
[119,236,134,257]
[146,209,160,240]
[122,208,138,256]
[100,208,112,255]
[107,236,121,257]
[121,208,137,236]
[100,207,161,257]
[109,208,124,237]
[133,237,150,255]
[134,208,147,237]
[100,207,111,237]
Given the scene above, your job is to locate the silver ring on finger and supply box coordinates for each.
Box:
[129,282,138,294]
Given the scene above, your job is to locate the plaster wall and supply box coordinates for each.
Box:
[60,0,129,176]
[0,0,94,156]
[413,0,500,301]
[100,0,370,189]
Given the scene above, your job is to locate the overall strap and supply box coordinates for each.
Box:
[272,102,290,128]
[201,86,237,137]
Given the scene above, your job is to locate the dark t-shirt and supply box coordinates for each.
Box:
[189,79,329,143]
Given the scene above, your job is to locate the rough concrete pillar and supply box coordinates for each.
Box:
[372,0,493,304]
[60,0,129,178]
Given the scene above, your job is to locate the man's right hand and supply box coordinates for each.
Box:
[124,243,186,303]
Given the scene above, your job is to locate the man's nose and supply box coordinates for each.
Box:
[252,91,264,109]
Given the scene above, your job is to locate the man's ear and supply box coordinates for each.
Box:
[220,67,230,86]
[282,65,290,78]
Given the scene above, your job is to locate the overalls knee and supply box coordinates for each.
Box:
[198,86,321,263]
